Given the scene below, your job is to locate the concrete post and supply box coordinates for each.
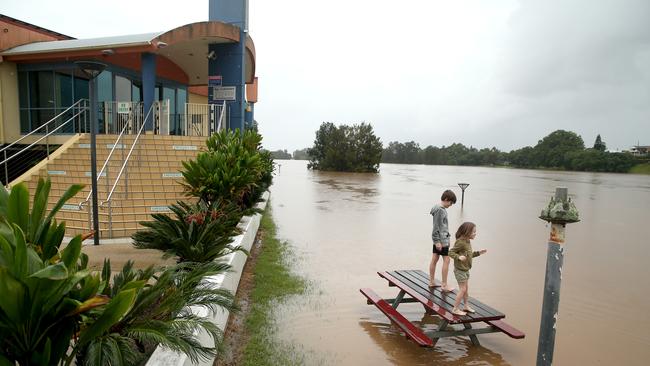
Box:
[537,187,580,365]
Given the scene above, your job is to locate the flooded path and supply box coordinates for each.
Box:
[269,160,650,365]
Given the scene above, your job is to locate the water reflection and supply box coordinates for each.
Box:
[359,317,509,365]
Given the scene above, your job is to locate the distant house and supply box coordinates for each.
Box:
[630,146,650,156]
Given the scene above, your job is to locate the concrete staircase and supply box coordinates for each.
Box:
[17,134,206,238]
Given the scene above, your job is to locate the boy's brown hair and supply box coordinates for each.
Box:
[441,190,457,204]
[455,221,476,239]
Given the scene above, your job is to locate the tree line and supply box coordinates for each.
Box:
[382,131,639,173]
[276,126,642,174]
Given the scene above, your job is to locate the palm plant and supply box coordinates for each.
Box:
[77,260,238,365]
[0,180,140,365]
[132,199,245,263]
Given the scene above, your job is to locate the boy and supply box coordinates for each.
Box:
[429,189,457,291]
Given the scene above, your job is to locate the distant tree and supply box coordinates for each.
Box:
[565,149,636,172]
[533,130,585,168]
[507,146,536,167]
[593,134,607,152]
[307,122,382,172]
[270,149,292,160]
[292,148,310,160]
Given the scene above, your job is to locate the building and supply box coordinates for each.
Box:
[0,0,260,239]
[630,145,649,157]
[0,2,258,145]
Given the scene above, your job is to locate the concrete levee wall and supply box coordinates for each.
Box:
[146,191,269,366]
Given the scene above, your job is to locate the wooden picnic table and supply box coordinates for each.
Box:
[360,269,525,347]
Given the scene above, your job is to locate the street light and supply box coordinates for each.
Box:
[75,61,106,246]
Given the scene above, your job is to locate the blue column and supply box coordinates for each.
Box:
[141,53,156,131]
[244,102,254,128]
[209,33,245,132]
[208,0,248,132]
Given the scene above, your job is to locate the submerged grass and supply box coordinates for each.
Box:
[630,163,650,174]
[241,205,307,366]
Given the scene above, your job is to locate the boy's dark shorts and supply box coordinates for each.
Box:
[432,245,449,256]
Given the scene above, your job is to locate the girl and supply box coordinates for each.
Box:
[448,222,487,316]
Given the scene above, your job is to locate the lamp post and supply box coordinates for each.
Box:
[75,61,106,246]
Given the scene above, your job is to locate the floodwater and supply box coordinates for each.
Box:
[269,160,650,365]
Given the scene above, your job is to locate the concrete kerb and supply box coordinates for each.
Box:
[146,190,270,366]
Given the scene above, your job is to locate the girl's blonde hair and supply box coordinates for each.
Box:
[455,221,476,239]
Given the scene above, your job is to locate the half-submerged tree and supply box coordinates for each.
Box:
[307,122,382,173]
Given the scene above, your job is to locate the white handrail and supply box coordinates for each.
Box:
[78,115,132,209]
[0,99,88,154]
[217,101,226,131]
[0,108,86,167]
[101,105,154,207]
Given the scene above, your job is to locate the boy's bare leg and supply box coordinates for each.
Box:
[441,256,454,291]
[429,253,440,287]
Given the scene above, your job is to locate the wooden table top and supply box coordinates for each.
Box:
[379,269,506,324]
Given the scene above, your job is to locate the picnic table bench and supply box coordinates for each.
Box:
[360,269,525,347]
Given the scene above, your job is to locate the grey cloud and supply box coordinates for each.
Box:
[501,0,650,97]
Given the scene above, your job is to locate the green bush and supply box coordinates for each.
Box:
[0,179,139,366]
[181,129,274,211]
[307,122,382,172]
[132,200,244,263]
[76,260,237,365]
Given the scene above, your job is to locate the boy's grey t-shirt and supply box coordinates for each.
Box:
[430,204,450,247]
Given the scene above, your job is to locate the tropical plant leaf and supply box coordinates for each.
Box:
[0,268,24,320]
[68,295,110,316]
[7,183,29,233]
[60,235,82,269]
[30,262,68,280]
[0,185,9,218]
[30,178,50,240]
[43,183,83,232]
[12,224,28,278]
[76,288,137,347]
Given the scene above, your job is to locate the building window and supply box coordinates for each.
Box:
[17,69,90,134]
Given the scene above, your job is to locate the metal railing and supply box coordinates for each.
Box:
[78,103,145,211]
[99,101,144,134]
[182,101,226,136]
[216,101,227,132]
[1,99,89,186]
[100,104,154,237]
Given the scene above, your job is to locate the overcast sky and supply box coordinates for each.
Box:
[3,0,649,152]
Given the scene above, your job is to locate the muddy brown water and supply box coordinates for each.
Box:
[269,160,650,365]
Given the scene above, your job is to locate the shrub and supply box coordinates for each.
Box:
[76,260,237,365]
[181,129,274,211]
[0,179,139,366]
[132,200,244,263]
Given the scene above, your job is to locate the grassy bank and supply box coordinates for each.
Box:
[241,205,307,366]
[630,163,650,174]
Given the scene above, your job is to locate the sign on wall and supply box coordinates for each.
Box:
[208,75,236,102]
[212,86,236,101]
[117,102,131,114]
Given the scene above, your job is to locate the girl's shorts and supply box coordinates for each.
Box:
[454,269,470,283]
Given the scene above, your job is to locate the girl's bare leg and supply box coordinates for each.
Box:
[452,282,468,315]
[463,281,476,313]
